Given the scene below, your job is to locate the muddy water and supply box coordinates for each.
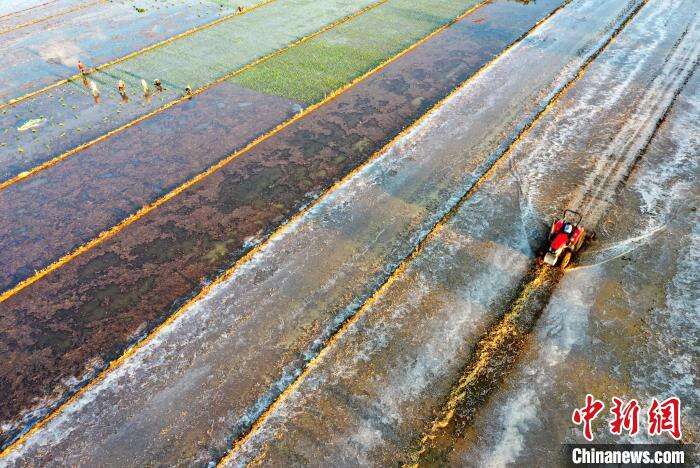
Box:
[0,0,63,17]
[0,83,300,291]
[0,0,569,447]
[0,0,254,101]
[0,0,642,463]
[226,1,697,465]
[0,0,379,182]
[0,0,89,31]
[448,69,699,467]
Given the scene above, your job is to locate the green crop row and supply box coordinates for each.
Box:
[230,0,481,104]
[90,0,380,98]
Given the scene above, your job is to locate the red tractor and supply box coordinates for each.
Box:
[543,209,594,270]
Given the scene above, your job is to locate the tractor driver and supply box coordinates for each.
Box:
[562,222,574,243]
[550,220,574,243]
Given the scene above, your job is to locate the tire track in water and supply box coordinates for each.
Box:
[416,67,698,467]
[451,69,700,466]
[412,266,561,465]
[577,28,698,224]
[411,6,698,465]
[217,2,646,465]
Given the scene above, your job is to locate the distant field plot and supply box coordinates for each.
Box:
[99,0,381,96]
[231,0,482,103]
[0,0,379,181]
[0,0,260,102]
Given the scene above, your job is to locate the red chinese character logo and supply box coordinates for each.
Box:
[572,394,605,441]
[609,397,640,436]
[648,397,682,440]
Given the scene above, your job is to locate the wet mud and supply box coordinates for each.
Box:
[222,1,696,465]
[424,5,700,465]
[0,83,299,291]
[0,0,565,448]
[447,83,699,465]
[414,266,562,465]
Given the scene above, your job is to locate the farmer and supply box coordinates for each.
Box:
[237,5,244,13]
[141,79,150,98]
[77,60,88,85]
[89,80,100,103]
[117,79,128,101]
[184,85,193,98]
[153,78,163,92]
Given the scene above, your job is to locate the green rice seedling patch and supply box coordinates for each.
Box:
[98,0,380,97]
[230,0,481,103]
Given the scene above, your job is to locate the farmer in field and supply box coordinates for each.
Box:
[185,85,193,98]
[77,60,88,86]
[89,80,100,103]
[154,79,163,92]
[117,79,128,102]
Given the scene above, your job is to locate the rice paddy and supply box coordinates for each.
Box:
[232,0,482,103]
[84,0,383,98]
[0,0,379,180]
[3,0,694,465]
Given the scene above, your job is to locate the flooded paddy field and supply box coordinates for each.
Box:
[226,0,697,464]
[0,0,570,447]
[0,0,697,465]
[0,0,259,102]
[0,0,493,293]
[0,83,300,291]
[446,68,699,467]
[0,0,380,182]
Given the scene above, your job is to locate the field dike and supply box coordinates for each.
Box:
[411,265,561,465]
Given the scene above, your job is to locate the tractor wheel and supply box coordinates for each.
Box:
[560,250,572,271]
